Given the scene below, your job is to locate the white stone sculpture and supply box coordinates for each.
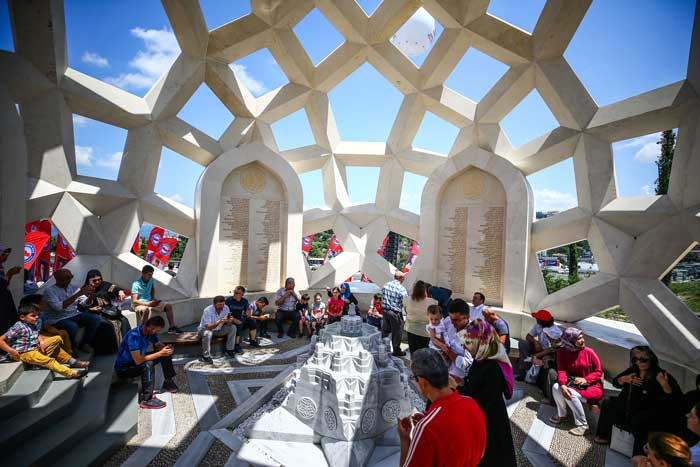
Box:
[1,1,698,370]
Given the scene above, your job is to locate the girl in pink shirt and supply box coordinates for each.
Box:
[326,287,344,324]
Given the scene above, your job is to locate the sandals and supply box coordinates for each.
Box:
[72,360,90,369]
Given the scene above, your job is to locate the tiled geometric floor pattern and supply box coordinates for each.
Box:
[105,338,624,467]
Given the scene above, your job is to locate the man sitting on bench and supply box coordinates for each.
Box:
[198,295,236,363]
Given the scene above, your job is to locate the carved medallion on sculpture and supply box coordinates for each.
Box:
[462,169,486,199]
[296,397,317,419]
[240,165,266,194]
[361,408,377,433]
[324,407,337,431]
[381,399,400,422]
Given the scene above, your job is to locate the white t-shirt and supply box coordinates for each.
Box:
[441,316,473,378]
[426,322,446,352]
[468,304,484,323]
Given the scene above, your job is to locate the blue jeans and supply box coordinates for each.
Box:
[54,312,103,348]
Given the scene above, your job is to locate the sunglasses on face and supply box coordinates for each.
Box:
[632,357,650,363]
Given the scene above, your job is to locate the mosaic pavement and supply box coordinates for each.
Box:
[105,337,626,467]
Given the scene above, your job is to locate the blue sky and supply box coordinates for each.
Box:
[0,0,695,225]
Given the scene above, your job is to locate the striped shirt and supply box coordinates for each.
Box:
[3,321,39,353]
[381,280,407,313]
[404,391,486,467]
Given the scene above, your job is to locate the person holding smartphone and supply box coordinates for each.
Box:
[131,265,182,334]
[198,296,236,363]
[114,315,178,409]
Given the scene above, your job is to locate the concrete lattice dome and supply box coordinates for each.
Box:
[1,0,699,373]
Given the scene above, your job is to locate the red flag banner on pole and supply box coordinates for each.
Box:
[323,235,343,265]
[403,240,420,273]
[24,231,50,271]
[131,234,140,256]
[301,234,314,257]
[153,238,177,269]
[377,235,388,256]
[146,226,165,264]
[54,234,70,271]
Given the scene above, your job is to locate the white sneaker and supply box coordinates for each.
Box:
[569,425,588,436]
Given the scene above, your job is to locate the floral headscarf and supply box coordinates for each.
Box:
[561,327,583,352]
[458,320,513,399]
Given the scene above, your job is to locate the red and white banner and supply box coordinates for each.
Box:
[153,237,177,269]
[145,227,165,263]
[53,234,74,271]
[403,240,420,273]
[26,220,52,281]
[131,234,140,256]
[377,235,388,256]
[323,235,343,265]
[301,234,314,257]
[24,231,50,271]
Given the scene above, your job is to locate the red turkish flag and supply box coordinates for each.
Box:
[24,231,50,271]
[377,235,388,257]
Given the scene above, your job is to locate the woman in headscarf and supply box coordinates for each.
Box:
[326,282,358,315]
[594,345,686,457]
[76,269,131,352]
[459,320,517,467]
[549,327,603,436]
[0,242,21,334]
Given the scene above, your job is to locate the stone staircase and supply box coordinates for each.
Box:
[0,355,138,467]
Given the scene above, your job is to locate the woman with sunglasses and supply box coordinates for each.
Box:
[595,345,685,457]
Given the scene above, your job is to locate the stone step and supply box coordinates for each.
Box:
[4,354,117,466]
[0,368,53,418]
[52,382,139,467]
[0,377,81,451]
[0,361,23,394]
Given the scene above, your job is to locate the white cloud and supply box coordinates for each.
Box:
[230,63,267,96]
[634,142,660,163]
[168,193,184,203]
[72,115,89,127]
[96,152,123,170]
[641,184,654,196]
[534,188,577,212]
[75,145,95,166]
[616,133,661,164]
[106,27,179,90]
[81,51,110,68]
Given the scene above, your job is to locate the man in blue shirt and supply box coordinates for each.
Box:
[224,286,259,353]
[114,316,178,409]
[131,265,182,334]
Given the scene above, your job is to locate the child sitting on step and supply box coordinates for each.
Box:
[0,303,89,378]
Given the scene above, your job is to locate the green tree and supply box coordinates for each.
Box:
[170,236,188,261]
[568,243,580,285]
[655,130,676,285]
[655,130,675,196]
[138,237,147,259]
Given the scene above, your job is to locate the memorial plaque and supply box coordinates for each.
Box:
[438,168,506,305]
[219,162,286,292]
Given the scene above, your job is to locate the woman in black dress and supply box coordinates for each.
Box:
[460,319,517,467]
[77,269,132,353]
[594,345,686,456]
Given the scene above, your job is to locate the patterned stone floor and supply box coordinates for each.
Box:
[104,338,623,467]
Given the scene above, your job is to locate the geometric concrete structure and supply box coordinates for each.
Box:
[2,0,699,375]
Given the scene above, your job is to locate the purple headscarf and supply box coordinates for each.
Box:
[561,327,583,352]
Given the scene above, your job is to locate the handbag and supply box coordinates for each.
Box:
[525,363,541,383]
[100,305,122,320]
[566,375,589,390]
[610,381,635,457]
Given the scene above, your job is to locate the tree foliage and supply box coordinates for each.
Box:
[655,130,675,196]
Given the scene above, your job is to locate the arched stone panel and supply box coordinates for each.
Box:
[195,142,306,296]
[414,147,533,310]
